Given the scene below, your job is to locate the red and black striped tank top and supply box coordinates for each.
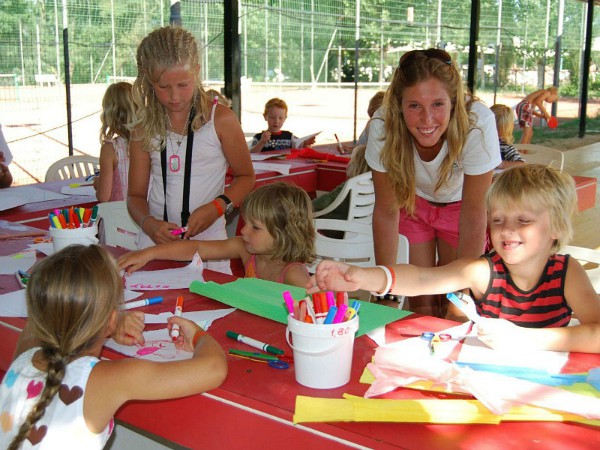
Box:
[477,252,572,328]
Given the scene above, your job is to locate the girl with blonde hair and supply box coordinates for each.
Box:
[366,49,501,317]
[95,82,135,202]
[119,182,316,288]
[128,26,254,273]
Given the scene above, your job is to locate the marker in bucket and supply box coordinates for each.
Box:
[323,306,338,324]
[333,304,348,324]
[282,290,295,317]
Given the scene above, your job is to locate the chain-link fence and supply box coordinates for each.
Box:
[1,1,599,185]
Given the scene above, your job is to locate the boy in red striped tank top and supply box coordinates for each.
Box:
[308,165,600,353]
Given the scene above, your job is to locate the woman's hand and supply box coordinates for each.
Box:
[143,216,180,244]
[183,202,221,239]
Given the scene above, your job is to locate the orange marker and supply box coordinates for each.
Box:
[171,296,185,341]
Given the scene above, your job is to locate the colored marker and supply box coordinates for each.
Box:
[88,205,99,226]
[49,213,61,229]
[170,296,185,341]
[446,292,480,323]
[170,226,188,236]
[15,270,29,288]
[226,330,284,355]
[121,296,163,310]
[323,306,338,324]
[333,304,348,324]
[85,169,100,181]
[282,290,295,317]
[325,291,336,309]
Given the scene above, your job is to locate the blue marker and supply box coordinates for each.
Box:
[446,292,480,323]
[121,296,163,310]
[323,306,338,324]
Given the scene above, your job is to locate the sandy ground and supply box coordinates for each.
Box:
[2,83,599,186]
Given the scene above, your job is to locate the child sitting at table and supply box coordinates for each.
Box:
[249,98,316,153]
[0,245,226,450]
[94,82,136,202]
[308,164,600,353]
[490,104,526,170]
[119,182,316,288]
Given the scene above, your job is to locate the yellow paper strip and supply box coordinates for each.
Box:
[293,395,600,426]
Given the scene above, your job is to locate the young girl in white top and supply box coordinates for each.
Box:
[119,182,316,288]
[94,82,135,202]
[0,245,226,450]
[127,26,254,273]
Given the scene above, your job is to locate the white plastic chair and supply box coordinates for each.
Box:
[514,144,565,170]
[45,155,100,182]
[307,218,409,308]
[561,245,600,293]
[314,172,375,224]
[96,201,140,250]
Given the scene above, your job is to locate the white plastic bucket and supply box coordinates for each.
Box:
[49,224,99,253]
[286,314,359,389]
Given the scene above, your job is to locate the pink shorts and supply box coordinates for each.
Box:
[399,196,461,248]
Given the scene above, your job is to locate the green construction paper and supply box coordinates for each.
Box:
[189,278,410,337]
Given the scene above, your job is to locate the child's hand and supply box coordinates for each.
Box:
[304,136,316,147]
[260,131,271,144]
[113,311,145,346]
[168,316,206,352]
[475,318,524,351]
[307,261,361,293]
[118,249,153,275]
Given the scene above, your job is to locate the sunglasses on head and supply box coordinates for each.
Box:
[398,49,452,69]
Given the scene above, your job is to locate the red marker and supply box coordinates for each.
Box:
[171,296,185,341]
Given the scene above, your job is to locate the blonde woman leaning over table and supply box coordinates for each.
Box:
[127,26,254,274]
[366,48,501,318]
[309,165,600,354]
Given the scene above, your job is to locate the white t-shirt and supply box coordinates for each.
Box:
[0,123,13,165]
[366,101,501,203]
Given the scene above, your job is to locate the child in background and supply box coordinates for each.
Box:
[312,144,370,230]
[515,86,559,144]
[94,82,135,202]
[250,98,316,152]
[119,182,316,288]
[490,104,526,170]
[308,165,600,353]
[356,91,385,147]
[0,245,226,450]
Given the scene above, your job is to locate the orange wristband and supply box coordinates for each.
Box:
[192,329,207,347]
[385,265,396,293]
[211,199,224,216]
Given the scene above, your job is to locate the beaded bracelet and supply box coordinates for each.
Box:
[192,329,208,347]
[370,265,393,297]
[139,214,154,232]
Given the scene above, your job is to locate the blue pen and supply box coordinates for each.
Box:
[446,292,480,323]
[121,296,163,310]
[323,306,338,324]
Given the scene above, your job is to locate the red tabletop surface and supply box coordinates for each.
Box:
[1,237,600,449]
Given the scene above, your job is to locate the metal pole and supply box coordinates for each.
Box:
[467,0,480,95]
[111,0,116,80]
[170,0,181,26]
[62,0,74,156]
[579,0,594,138]
[353,0,360,143]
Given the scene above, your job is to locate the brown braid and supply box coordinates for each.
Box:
[8,348,68,450]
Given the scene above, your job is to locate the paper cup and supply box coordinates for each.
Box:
[49,224,99,253]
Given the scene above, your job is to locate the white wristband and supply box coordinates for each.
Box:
[370,265,393,297]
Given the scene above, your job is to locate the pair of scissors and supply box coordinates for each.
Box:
[228,349,292,369]
[421,332,452,355]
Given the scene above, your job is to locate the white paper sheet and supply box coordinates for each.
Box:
[0,289,27,317]
[104,308,234,361]
[122,252,205,290]
[27,242,54,256]
[0,186,68,211]
[252,162,291,175]
[60,185,96,196]
[0,251,37,275]
[250,153,286,161]
[292,131,321,148]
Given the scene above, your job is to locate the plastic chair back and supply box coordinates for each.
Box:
[45,155,100,182]
[514,144,565,170]
[314,172,375,224]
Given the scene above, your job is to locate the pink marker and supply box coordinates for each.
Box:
[333,304,348,324]
[170,226,188,236]
[325,291,336,309]
[282,290,295,317]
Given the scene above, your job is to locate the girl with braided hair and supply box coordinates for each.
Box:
[0,245,227,449]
